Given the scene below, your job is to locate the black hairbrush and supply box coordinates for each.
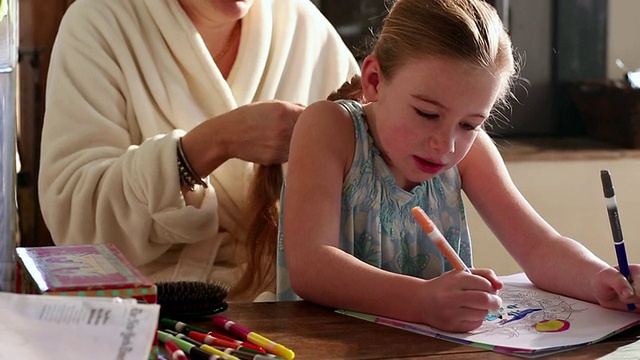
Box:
[157,280,229,318]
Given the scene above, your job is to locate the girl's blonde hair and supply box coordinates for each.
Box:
[230,0,517,300]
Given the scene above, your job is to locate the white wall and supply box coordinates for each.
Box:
[470,0,640,276]
[607,0,640,79]
[469,157,640,275]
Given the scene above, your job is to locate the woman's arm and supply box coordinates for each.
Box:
[181,101,305,177]
[39,2,222,267]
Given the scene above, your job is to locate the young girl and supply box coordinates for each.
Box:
[235,0,640,332]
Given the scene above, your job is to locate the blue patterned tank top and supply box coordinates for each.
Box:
[276,99,471,300]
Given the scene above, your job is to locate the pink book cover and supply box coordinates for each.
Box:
[15,243,154,292]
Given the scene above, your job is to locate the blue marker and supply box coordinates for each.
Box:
[600,169,636,311]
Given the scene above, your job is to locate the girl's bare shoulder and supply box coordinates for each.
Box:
[295,100,356,136]
[292,100,357,168]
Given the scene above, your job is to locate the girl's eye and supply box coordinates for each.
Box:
[461,123,478,131]
[414,108,438,119]
[461,122,483,131]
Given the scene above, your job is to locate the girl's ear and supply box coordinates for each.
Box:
[361,55,382,102]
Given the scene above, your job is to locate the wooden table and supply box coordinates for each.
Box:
[163,301,640,359]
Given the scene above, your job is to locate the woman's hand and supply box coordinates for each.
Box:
[419,268,502,333]
[182,100,305,177]
[226,100,305,165]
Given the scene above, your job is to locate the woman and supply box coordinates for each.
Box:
[38,0,359,299]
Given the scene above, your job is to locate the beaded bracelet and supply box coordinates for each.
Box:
[176,137,208,191]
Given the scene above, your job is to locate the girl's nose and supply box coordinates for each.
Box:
[429,126,455,155]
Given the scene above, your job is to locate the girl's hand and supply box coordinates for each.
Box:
[471,268,504,292]
[420,268,502,333]
[592,265,640,311]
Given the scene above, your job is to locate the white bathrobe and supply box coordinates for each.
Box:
[39,0,360,290]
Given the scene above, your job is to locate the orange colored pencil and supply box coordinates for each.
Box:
[412,206,503,319]
[410,206,470,272]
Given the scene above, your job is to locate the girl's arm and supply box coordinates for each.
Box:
[459,131,612,302]
[283,102,499,332]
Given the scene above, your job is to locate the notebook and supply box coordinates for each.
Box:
[337,273,640,358]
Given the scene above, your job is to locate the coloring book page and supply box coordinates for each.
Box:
[338,273,640,357]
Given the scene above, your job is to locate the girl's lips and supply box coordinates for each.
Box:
[414,156,445,174]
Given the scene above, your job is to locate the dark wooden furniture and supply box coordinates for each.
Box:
[16,0,74,248]
[169,301,640,359]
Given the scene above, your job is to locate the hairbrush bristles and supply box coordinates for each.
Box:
[157,280,229,318]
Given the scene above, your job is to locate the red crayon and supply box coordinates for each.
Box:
[188,331,264,353]
[207,331,266,353]
[165,340,189,360]
[212,316,295,360]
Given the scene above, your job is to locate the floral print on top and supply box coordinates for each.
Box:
[276,99,471,300]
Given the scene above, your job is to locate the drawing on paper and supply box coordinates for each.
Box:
[336,273,640,356]
[473,285,587,338]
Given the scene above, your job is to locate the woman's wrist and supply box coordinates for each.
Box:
[177,137,208,191]
[180,113,236,179]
